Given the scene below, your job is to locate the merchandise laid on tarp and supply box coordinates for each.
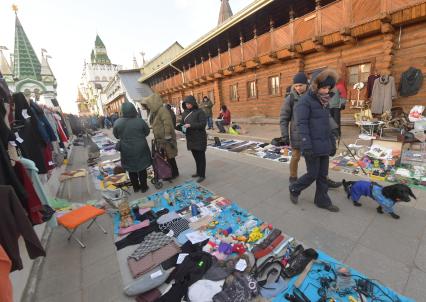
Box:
[208,138,292,163]
[0,72,74,296]
[109,181,412,302]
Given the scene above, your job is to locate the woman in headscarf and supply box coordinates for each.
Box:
[113,102,151,193]
[176,96,207,183]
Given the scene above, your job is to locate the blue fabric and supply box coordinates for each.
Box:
[349,180,373,202]
[371,185,395,214]
[295,90,333,156]
[273,251,414,302]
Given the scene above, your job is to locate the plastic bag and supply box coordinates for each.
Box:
[409,105,425,122]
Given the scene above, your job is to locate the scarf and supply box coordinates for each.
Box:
[317,93,331,107]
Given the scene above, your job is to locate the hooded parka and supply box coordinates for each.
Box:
[177,96,207,151]
[145,94,178,159]
[113,102,151,172]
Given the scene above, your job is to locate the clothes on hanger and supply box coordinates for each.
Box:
[371,74,397,114]
[367,73,380,98]
[0,245,13,302]
[0,185,46,271]
[399,67,423,97]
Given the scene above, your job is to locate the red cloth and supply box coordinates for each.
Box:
[56,121,68,143]
[335,80,347,99]
[0,245,13,302]
[13,162,43,225]
[43,144,55,171]
[219,110,231,125]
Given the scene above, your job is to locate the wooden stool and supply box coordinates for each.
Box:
[59,169,91,199]
[57,205,107,248]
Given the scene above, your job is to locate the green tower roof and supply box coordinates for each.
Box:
[91,34,111,65]
[13,15,41,81]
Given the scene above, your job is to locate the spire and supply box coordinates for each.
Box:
[133,56,139,69]
[0,47,12,76]
[13,14,42,81]
[92,34,111,65]
[218,0,233,25]
[40,52,56,87]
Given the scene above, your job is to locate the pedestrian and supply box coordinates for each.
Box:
[176,95,207,183]
[113,102,151,193]
[280,72,308,185]
[289,68,340,212]
[200,96,214,130]
[145,94,179,179]
[105,116,112,129]
[165,103,177,127]
[329,77,347,137]
[215,105,231,133]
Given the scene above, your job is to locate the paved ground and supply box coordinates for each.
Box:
[33,129,426,302]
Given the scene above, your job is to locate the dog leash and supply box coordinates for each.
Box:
[341,140,368,176]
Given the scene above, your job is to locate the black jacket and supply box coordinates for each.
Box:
[280,89,303,149]
[399,67,423,97]
[295,90,335,156]
[177,96,207,151]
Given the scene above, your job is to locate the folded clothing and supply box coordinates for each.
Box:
[125,265,171,296]
[157,211,180,224]
[135,288,161,302]
[119,220,149,236]
[115,223,159,250]
[129,232,174,261]
[128,242,180,279]
[158,217,190,238]
[188,279,225,302]
[213,273,259,302]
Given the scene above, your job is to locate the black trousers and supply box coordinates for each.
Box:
[167,157,179,178]
[191,150,206,178]
[128,169,148,190]
[290,155,331,207]
[330,108,341,136]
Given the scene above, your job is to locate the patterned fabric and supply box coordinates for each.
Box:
[59,169,87,182]
[159,217,189,238]
[129,232,173,261]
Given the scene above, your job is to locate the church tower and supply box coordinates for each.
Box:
[218,0,233,25]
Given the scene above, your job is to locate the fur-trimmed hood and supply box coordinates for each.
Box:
[310,69,339,94]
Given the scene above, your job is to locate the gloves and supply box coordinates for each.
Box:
[340,104,346,110]
[302,149,314,159]
[329,148,336,157]
[281,136,290,146]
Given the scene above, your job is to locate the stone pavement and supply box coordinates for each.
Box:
[32,130,426,302]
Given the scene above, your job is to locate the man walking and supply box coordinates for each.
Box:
[200,96,214,130]
[289,69,340,212]
[280,72,308,185]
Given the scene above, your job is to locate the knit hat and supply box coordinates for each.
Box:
[293,72,308,85]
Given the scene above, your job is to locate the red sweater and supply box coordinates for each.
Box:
[219,110,231,125]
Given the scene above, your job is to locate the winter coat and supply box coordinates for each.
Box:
[177,96,207,151]
[371,75,397,114]
[218,110,231,125]
[399,67,423,97]
[145,94,178,159]
[279,89,303,149]
[113,102,151,172]
[200,99,214,117]
[295,69,338,156]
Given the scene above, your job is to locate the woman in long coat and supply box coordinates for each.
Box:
[176,96,207,183]
[113,102,151,193]
[145,93,179,179]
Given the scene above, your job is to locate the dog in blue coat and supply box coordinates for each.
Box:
[342,180,416,219]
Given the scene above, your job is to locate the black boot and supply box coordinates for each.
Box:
[289,177,298,186]
[327,178,342,188]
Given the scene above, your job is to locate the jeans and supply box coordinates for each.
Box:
[206,116,213,129]
[191,150,206,178]
[289,148,301,178]
[330,108,341,137]
[128,169,148,191]
[290,155,331,207]
[216,120,228,133]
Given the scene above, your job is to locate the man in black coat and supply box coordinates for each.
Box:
[176,96,207,183]
[289,69,340,212]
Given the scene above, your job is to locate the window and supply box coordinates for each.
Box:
[230,84,238,101]
[347,63,371,86]
[269,76,280,95]
[247,80,257,99]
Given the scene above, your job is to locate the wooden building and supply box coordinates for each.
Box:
[139,0,426,121]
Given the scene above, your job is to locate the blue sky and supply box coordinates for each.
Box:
[0,0,251,113]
